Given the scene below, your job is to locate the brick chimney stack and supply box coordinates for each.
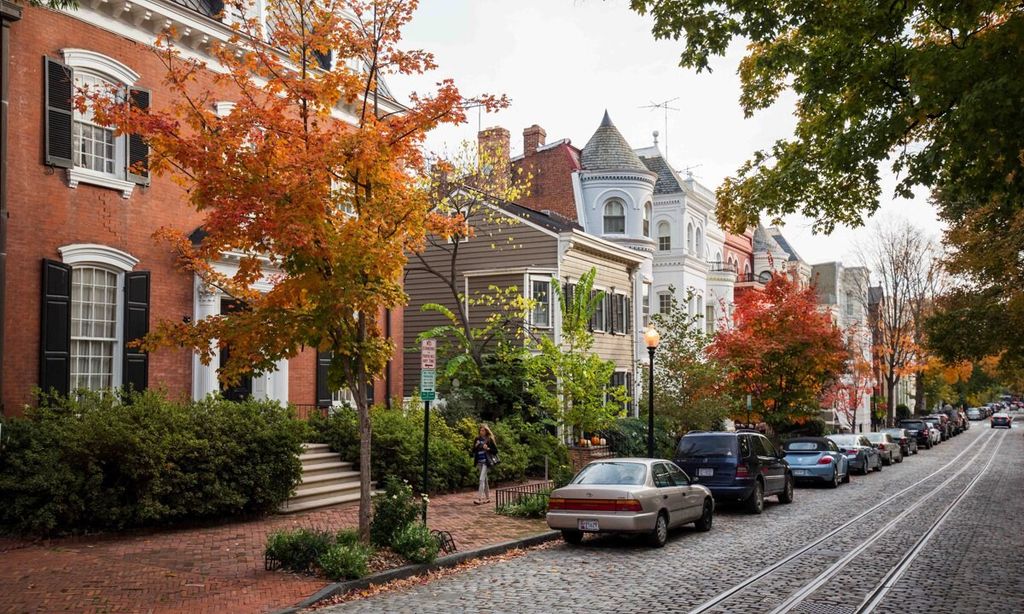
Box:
[477,126,510,195]
[523,124,546,155]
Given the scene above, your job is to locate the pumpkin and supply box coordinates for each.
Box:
[599,437,607,446]
[578,438,587,448]
[591,435,601,446]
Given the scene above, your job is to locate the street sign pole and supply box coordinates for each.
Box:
[419,339,437,523]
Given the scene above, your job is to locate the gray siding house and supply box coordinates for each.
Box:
[403,197,644,405]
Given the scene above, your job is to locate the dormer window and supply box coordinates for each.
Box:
[603,199,625,234]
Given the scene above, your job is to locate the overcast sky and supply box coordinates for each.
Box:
[388,0,945,265]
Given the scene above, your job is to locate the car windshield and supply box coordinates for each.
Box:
[572,462,647,486]
[676,436,737,457]
[829,435,861,446]
[864,433,886,443]
[900,421,926,429]
[784,441,826,452]
[882,429,904,437]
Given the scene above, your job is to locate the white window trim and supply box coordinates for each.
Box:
[62,49,139,199]
[591,285,608,332]
[528,276,552,329]
[59,243,139,271]
[62,49,139,86]
[59,244,139,392]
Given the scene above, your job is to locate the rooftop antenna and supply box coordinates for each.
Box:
[639,97,680,160]
[682,163,703,179]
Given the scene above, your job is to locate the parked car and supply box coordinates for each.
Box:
[827,434,883,475]
[547,459,714,547]
[882,427,918,456]
[898,419,933,450]
[967,407,983,421]
[924,420,943,445]
[924,414,952,440]
[865,432,903,465]
[782,437,850,488]
[674,431,794,514]
[991,413,1013,429]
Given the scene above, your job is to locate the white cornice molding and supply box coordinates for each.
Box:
[62,48,140,85]
[59,243,140,271]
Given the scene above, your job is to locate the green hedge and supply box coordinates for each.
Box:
[600,417,677,460]
[0,390,305,535]
[310,408,569,493]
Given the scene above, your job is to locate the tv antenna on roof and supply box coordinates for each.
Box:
[639,97,680,160]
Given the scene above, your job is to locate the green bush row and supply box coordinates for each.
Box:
[309,407,569,493]
[496,490,551,519]
[265,527,372,581]
[0,390,305,535]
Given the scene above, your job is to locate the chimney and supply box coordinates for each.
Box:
[477,126,510,195]
[523,124,546,155]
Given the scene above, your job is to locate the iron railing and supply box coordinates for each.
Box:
[169,0,225,19]
[707,261,738,273]
[494,480,555,513]
[291,403,329,421]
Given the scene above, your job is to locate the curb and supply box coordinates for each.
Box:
[272,530,560,613]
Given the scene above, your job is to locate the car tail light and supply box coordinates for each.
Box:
[900,438,907,444]
[817,456,833,465]
[735,464,750,478]
[548,498,642,512]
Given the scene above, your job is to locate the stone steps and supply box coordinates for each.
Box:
[279,444,371,514]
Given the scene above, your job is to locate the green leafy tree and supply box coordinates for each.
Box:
[643,288,734,434]
[527,269,627,440]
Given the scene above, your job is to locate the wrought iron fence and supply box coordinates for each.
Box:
[707,261,738,273]
[494,480,555,512]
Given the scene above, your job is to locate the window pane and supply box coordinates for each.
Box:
[532,280,550,327]
[71,267,118,392]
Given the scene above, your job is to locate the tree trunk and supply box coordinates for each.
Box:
[886,377,896,428]
[914,370,926,414]
[357,398,372,541]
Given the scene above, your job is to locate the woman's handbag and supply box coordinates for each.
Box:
[486,451,500,467]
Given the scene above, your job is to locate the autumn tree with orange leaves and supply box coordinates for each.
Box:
[84,0,505,539]
[710,274,846,433]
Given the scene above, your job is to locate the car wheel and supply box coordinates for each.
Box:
[778,475,794,504]
[896,454,903,463]
[860,459,871,475]
[828,468,840,488]
[561,529,584,545]
[882,454,891,466]
[649,512,669,547]
[694,498,713,532]
[745,480,765,514]
[842,470,851,484]
[875,458,883,472]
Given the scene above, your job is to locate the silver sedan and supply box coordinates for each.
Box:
[547,458,714,547]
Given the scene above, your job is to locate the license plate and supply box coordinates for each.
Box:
[698,468,714,477]
[793,469,808,476]
[578,519,599,532]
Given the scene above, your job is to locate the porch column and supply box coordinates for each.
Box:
[192,280,220,400]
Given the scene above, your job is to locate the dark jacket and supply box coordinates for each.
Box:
[472,437,498,464]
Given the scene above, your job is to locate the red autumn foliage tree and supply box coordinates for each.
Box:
[710,273,846,432]
[83,0,506,538]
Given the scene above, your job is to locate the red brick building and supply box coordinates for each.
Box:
[0,2,401,414]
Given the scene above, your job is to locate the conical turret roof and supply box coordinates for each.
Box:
[580,111,648,173]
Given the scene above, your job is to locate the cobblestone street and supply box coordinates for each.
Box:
[319,421,1024,614]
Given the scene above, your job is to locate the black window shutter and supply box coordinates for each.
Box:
[625,297,632,334]
[316,350,333,407]
[589,290,597,331]
[122,271,150,391]
[127,87,151,185]
[44,56,74,169]
[608,293,617,333]
[40,259,72,396]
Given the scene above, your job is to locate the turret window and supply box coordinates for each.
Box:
[603,199,626,234]
[643,203,652,237]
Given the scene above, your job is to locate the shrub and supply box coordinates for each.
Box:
[895,404,912,421]
[265,528,335,573]
[335,528,360,547]
[0,390,305,535]
[370,477,422,547]
[600,417,676,460]
[317,542,372,581]
[391,522,440,565]
[310,404,475,494]
[496,490,550,519]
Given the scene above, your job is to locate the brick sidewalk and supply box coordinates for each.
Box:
[0,484,549,614]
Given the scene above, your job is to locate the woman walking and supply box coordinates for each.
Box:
[472,424,498,505]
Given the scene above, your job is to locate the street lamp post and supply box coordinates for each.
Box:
[644,326,661,459]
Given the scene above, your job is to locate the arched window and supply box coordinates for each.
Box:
[603,199,625,234]
[744,262,752,276]
[643,202,652,237]
[715,250,722,264]
[686,223,694,253]
[58,243,140,392]
[696,226,704,256]
[657,221,671,251]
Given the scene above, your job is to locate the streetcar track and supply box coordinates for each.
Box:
[686,428,999,614]
[854,429,1010,613]
[766,428,1006,614]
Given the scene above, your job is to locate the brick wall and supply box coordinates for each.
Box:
[512,133,580,223]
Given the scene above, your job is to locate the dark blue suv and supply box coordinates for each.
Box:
[674,431,794,514]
